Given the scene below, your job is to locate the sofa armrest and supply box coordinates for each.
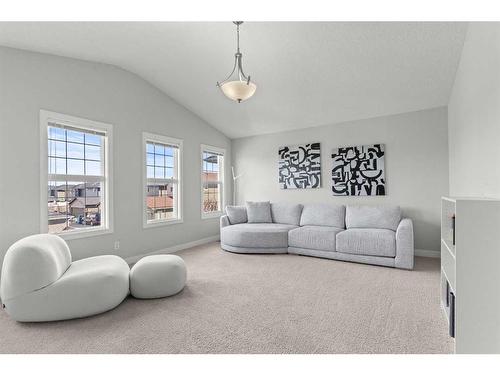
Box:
[395,218,414,270]
[220,215,230,229]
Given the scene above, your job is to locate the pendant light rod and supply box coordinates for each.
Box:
[235,21,241,53]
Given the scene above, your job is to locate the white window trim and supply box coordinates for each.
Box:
[200,144,225,220]
[39,110,114,240]
[142,132,183,228]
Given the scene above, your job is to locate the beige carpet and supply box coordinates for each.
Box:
[0,242,453,354]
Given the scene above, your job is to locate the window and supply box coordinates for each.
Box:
[201,144,225,218]
[143,132,182,227]
[40,110,113,239]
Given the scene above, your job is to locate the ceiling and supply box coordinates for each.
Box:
[0,22,467,138]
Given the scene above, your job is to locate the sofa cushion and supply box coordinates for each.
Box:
[336,229,396,257]
[271,202,303,226]
[345,205,401,231]
[288,226,344,252]
[225,205,247,224]
[221,223,296,248]
[246,201,272,223]
[300,203,345,228]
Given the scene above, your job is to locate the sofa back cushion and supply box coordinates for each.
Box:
[345,205,401,231]
[246,201,272,223]
[225,205,247,224]
[0,234,72,301]
[300,204,345,228]
[271,202,303,226]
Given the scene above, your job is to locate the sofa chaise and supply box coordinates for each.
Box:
[220,202,414,269]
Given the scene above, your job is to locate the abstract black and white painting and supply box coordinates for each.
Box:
[278,142,321,189]
[331,144,386,196]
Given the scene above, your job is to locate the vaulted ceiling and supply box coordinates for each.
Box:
[0,22,467,138]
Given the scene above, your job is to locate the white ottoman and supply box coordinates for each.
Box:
[129,254,186,299]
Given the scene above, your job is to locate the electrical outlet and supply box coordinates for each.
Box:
[114,241,120,250]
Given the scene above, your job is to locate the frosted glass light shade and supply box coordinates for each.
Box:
[220,80,257,103]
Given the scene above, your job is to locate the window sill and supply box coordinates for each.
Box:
[56,227,113,241]
[201,212,223,220]
[143,218,183,229]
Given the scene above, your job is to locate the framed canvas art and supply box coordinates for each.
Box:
[278,142,321,189]
[331,144,385,196]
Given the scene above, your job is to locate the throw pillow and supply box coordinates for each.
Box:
[225,205,248,224]
[246,201,272,223]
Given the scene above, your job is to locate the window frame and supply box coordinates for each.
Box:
[142,132,183,228]
[200,144,225,220]
[39,110,113,240]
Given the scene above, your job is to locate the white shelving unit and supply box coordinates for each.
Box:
[441,197,500,353]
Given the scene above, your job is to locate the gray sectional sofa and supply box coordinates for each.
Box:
[220,202,414,269]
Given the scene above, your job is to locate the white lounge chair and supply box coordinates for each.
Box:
[0,234,130,322]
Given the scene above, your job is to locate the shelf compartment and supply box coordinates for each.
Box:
[441,240,456,292]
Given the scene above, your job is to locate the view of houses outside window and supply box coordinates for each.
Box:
[202,149,224,214]
[145,140,179,223]
[47,125,106,234]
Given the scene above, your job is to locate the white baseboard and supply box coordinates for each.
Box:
[415,249,440,258]
[124,235,220,265]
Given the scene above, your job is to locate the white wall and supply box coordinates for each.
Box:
[232,107,449,252]
[0,47,231,264]
[448,23,500,198]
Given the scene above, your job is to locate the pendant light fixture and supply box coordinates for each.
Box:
[217,21,257,103]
